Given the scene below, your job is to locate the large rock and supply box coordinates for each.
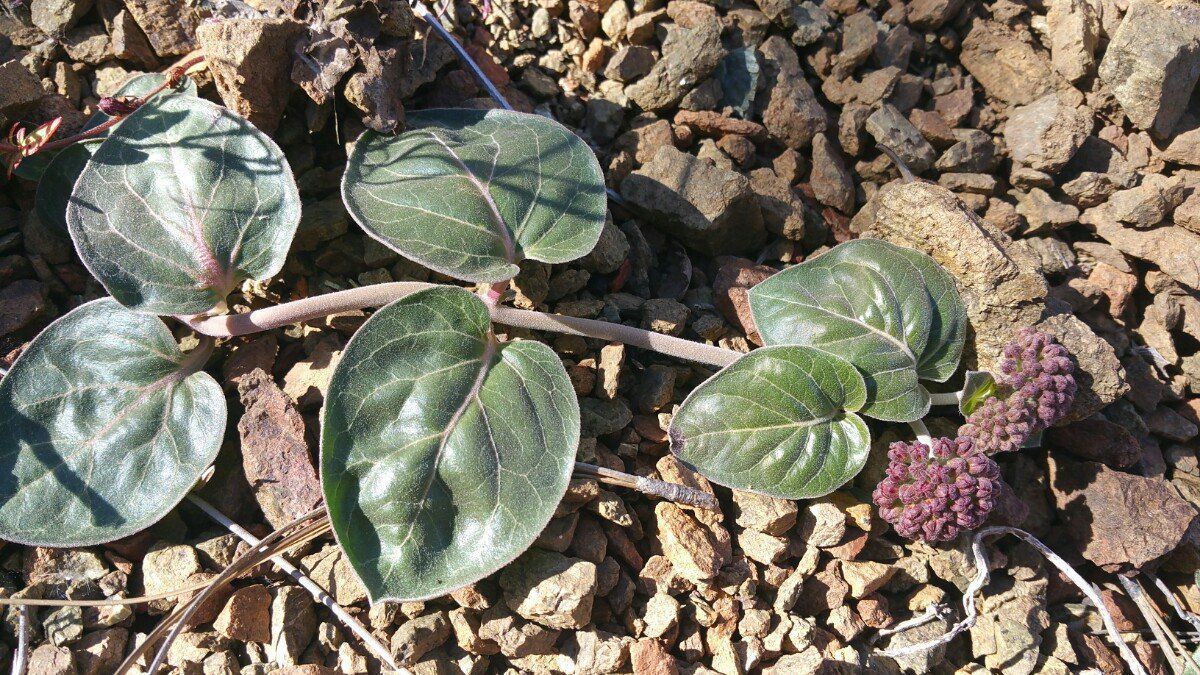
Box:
[1035,312,1128,422]
[0,59,49,120]
[1098,0,1200,138]
[124,0,206,56]
[756,35,826,148]
[1003,93,1092,172]
[654,502,731,584]
[620,146,765,256]
[1048,456,1196,571]
[626,22,724,111]
[499,549,597,630]
[1046,0,1099,82]
[196,18,305,135]
[859,181,1047,372]
[960,20,1055,105]
[1086,209,1200,290]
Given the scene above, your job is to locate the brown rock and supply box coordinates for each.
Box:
[0,280,49,339]
[1003,93,1092,172]
[655,502,730,583]
[960,20,1055,105]
[1048,456,1196,571]
[71,628,127,675]
[626,22,724,111]
[196,18,305,135]
[749,168,815,243]
[499,549,597,630]
[28,644,75,675]
[0,59,50,119]
[110,9,157,69]
[31,0,92,34]
[809,133,856,214]
[236,369,322,529]
[674,110,768,142]
[391,611,451,666]
[1046,0,1099,82]
[1045,417,1141,468]
[1089,216,1200,291]
[712,258,773,344]
[757,35,826,149]
[630,638,678,675]
[1036,312,1128,422]
[213,584,271,643]
[124,0,206,56]
[731,489,798,535]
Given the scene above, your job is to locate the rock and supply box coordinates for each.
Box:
[960,20,1055,105]
[605,45,655,82]
[642,593,680,638]
[642,298,690,336]
[749,167,816,243]
[28,644,75,675]
[935,128,999,173]
[1089,216,1200,291]
[1046,0,1099,82]
[1147,407,1198,442]
[809,133,855,213]
[798,500,846,548]
[580,216,630,274]
[580,397,632,437]
[196,18,305,135]
[300,546,367,606]
[45,606,84,647]
[865,104,936,174]
[1097,0,1200,138]
[907,0,963,29]
[294,197,350,251]
[1177,193,1200,234]
[790,2,831,47]
[62,26,112,65]
[673,110,769,142]
[271,586,316,666]
[731,489,797,535]
[861,181,1047,373]
[0,280,49,339]
[757,35,826,148]
[110,9,158,69]
[1004,93,1092,172]
[392,612,451,666]
[142,543,203,603]
[1162,115,1200,167]
[713,258,773,344]
[214,584,271,643]
[738,529,789,564]
[832,11,879,80]
[281,334,342,410]
[630,638,678,675]
[627,22,724,111]
[1105,174,1186,229]
[1046,417,1140,467]
[31,0,92,34]
[0,60,49,119]
[1048,456,1196,570]
[564,629,628,674]
[655,502,730,583]
[620,146,765,256]
[124,0,206,56]
[71,628,127,675]
[840,560,896,599]
[478,605,560,659]
[1036,312,1128,422]
[1013,188,1080,234]
[236,369,322,529]
[499,549,597,630]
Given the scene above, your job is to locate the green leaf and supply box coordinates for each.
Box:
[959,370,997,416]
[747,238,966,422]
[669,346,870,499]
[84,72,199,132]
[34,140,100,235]
[341,108,608,283]
[321,286,579,601]
[66,94,300,315]
[0,299,225,546]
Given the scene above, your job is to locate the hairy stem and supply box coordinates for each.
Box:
[180,281,744,368]
[11,606,29,675]
[575,462,720,510]
[928,391,961,406]
[908,419,933,447]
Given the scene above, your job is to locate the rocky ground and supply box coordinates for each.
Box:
[2,0,1200,673]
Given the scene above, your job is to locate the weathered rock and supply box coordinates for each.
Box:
[142,543,202,603]
[907,0,963,29]
[1048,456,1196,570]
[866,104,936,174]
[749,167,815,243]
[62,25,112,65]
[1004,93,1092,172]
[935,128,999,173]
[620,146,765,256]
[757,35,826,148]
[1036,312,1128,422]
[478,605,560,659]
[731,489,798,535]
[1105,174,1186,229]
[1046,0,1099,82]
[564,629,628,674]
[0,59,49,119]
[630,638,678,675]
[0,280,49,339]
[71,628,126,675]
[31,0,92,34]
[110,9,158,69]
[236,369,322,529]
[655,502,730,583]
[28,643,75,675]
[300,546,368,606]
[391,612,451,666]
[798,500,847,548]
[1046,417,1141,467]
[196,18,305,135]
[809,133,856,213]
[271,586,316,666]
[1089,214,1200,290]
[124,0,206,56]
[1098,0,1200,138]
[605,45,655,82]
[712,258,771,346]
[213,584,271,644]
[627,22,724,111]
[960,20,1055,105]
[499,549,597,630]
[861,181,1047,372]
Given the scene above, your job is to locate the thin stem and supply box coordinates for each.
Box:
[186,495,403,672]
[575,462,720,510]
[180,282,744,368]
[908,419,933,447]
[11,606,28,675]
[1120,576,1191,674]
[413,2,512,110]
[1149,574,1200,634]
[929,391,961,406]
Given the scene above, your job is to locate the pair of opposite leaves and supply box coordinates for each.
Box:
[0,86,965,602]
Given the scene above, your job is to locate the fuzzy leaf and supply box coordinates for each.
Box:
[748,238,966,422]
[0,299,224,546]
[321,286,578,601]
[34,140,99,235]
[341,108,608,283]
[66,94,300,315]
[669,346,870,499]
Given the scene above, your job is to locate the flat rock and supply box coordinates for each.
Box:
[236,369,322,529]
[1048,456,1196,571]
[1004,93,1092,172]
[1098,0,1200,138]
[756,35,826,148]
[627,22,724,111]
[499,549,597,630]
[960,20,1055,105]
[620,146,765,256]
[1089,213,1200,291]
[196,18,306,135]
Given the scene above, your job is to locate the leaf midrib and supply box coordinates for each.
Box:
[424,130,518,265]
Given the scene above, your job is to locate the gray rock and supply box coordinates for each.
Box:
[790,2,831,47]
[627,22,725,111]
[604,45,655,83]
[1004,93,1093,172]
[391,612,451,666]
[31,0,92,34]
[757,35,826,148]
[935,128,999,173]
[1098,0,1200,138]
[620,146,765,256]
[1106,174,1186,228]
[809,133,855,213]
[865,103,936,174]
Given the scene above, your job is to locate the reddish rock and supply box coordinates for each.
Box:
[713,258,774,345]
[673,110,769,142]
[1045,418,1141,468]
[214,584,272,643]
[630,638,679,675]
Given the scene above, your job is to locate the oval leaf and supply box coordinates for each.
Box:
[0,299,225,546]
[748,239,965,422]
[669,346,870,499]
[34,139,100,235]
[342,108,608,283]
[67,94,300,315]
[321,286,579,601]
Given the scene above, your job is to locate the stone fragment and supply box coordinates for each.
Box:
[757,35,826,148]
[1036,312,1128,422]
[62,25,112,65]
[282,334,342,410]
[499,549,597,630]
[749,167,815,243]
[271,586,316,666]
[1046,417,1140,467]
[1106,174,1186,229]
[143,543,203,602]
[0,60,49,119]
[627,22,724,111]
[866,103,935,174]
[196,18,305,135]
[642,593,680,638]
[1046,0,1099,82]
[214,584,271,643]
[605,45,655,82]
[655,502,730,583]
[71,628,127,675]
[1090,217,1200,290]
[110,9,158,69]
[391,612,451,666]
[300,546,367,606]
[731,489,797,535]
[620,146,765,256]
[798,500,846,548]
[960,20,1055,105]
[1098,0,1200,137]
[907,0,963,29]
[630,638,678,675]
[840,560,896,599]
[478,605,560,659]
[124,0,206,56]
[1004,93,1092,172]
[642,298,690,336]
[29,643,75,675]
[0,280,48,339]
[713,258,773,344]
[809,133,855,214]
[1048,456,1196,570]
[31,0,92,34]
[236,369,322,529]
